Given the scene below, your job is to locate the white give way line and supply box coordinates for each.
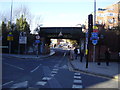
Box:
[4,63,24,70]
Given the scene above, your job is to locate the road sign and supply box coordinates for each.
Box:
[91,32,98,37]
[92,40,98,45]
[35,40,40,44]
[19,36,27,44]
[36,35,40,39]
[93,26,98,29]
[93,29,99,32]
[7,32,13,41]
[58,32,63,37]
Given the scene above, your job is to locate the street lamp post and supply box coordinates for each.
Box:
[93,0,97,62]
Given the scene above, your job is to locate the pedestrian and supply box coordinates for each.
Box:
[80,50,84,62]
[74,47,78,59]
[68,47,74,60]
[104,48,111,66]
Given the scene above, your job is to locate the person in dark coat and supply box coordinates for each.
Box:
[105,48,111,66]
[74,47,78,59]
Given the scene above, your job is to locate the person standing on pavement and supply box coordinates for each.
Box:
[68,47,74,60]
[104,48,111,66]
[74,47,78,59]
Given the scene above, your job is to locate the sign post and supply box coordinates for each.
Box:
[35,35,40,57]
[7,32,13,54]
[18,32,27,54]
[91,26,99,62]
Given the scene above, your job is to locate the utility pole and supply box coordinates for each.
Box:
[8,0,13,54]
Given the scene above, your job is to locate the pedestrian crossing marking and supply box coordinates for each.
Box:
[72,85,83,88]
[51,71,57,74]
[74,73,81,75]
[74,76,81,79]
[51,74,56,77]
[74,80,82,83]
[53,69,58,71]
[36,81,47,86]
[42,77,51,81]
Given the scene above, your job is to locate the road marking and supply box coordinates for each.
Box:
[42,77,51,81]
[52,69,58,71]
[74,80,82,83]
[4,63,24,70]
[30,64,41,73]
[51,74,56,77]
[74,73,81,76]
[72,85,83,88]
[11,81,28,88]
[74,76,81,79]
[0,81,14,87]
[63,53,66,56]
[51,71,57,74]
[36,81,47,86]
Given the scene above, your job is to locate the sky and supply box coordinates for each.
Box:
[0,0,119,33]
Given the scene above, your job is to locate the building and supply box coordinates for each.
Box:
[96,1,120,29]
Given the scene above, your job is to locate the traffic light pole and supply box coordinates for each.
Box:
[86,14,93,68]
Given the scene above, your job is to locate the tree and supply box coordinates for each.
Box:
[13,5,32,25]
[16,15,30,33]
[1,21,9,53]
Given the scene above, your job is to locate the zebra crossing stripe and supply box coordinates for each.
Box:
[74,80,82,83]
[74,73,81,75]
[53,69,58,71]
[42,77,51,81]
[72,85,83,88]
[51,71,57,74]
[51,74,56,77]
[36,81,47,86]
[74,76,81,79]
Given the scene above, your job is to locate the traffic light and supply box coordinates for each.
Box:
[88,14,93,32]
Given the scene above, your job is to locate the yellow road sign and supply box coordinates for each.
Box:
[7,36,13,41]
[93,26,98,29]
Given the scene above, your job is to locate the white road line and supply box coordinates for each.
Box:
[74,73,81,75]
[11,81,28,88]
[30,64,41,73]
[52,69,58,71]
[63,53,66,56]
[74,76,81,79]
[51,71,57,74]
[0,81,14,87]
[51,74,56,77]
[74,80,82,83]
[4,63,24,70]
[36,81,47,86]
[72,85,83,88]
[42,77,51,81]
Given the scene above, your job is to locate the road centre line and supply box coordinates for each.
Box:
[4,63,24,70]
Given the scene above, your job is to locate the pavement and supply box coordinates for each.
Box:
[1,50,55,59]
[1,50,120,81]
[69,57,120,80]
